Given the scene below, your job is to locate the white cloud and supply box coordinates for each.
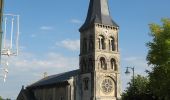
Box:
[7,52,79,72]
[56,39,80,51]
[70,19,82,24]
[40,26,53,31]
[0,51,79,99]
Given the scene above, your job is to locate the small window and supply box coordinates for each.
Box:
[101,38,105,49]
[89,58,93,70]
[111,39,115,51]
[84,78,89,90]
[109,37,115,51]
[98,35,105,50]
[100,57,107,70]
[111,58,117,71]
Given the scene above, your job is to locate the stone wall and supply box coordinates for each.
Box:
[33,85,71,100]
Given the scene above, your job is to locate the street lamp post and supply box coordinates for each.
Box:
[125,66,135,100]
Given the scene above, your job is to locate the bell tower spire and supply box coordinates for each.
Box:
[79,0,121,100]
[79,0,118,32]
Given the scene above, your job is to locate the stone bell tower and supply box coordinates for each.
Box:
[79,0,121,100]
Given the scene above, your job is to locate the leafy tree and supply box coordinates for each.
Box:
[0,96,3,100]
[146,18,170,100]
[147,18,170,65]
[122,75,156,100]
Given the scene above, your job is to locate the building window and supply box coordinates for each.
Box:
[89,58,93,70]
[111,58,117,71]
[84,59,87,72]
[109,37,115,51]
[84,78,89,90]
[101,77,114,94]
[98,35,105,50]
[100,57,107,70]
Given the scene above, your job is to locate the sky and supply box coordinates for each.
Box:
[0,0,170,99]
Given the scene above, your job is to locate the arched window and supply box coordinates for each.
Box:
[83,78,89,90]
[83,38,87,53]
[84,60,87,72]
[98,38,100,49]
[101,37,105,50]
[98,35,105,50]
[89,58,93,70]
[110,58,117,71]
[100,57,107,70]
[109,37,115,51]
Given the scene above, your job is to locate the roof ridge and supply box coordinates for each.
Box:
[27,69,80,88]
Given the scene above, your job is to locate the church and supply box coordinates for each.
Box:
[17,0,121,100]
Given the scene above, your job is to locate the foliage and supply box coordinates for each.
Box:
[121,75,156,100]
[0,96,3,100]
[146,18,170,100]
[147,18,170,66]
[0,96,11,100]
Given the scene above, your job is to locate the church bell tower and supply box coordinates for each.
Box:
[79,0,121,100]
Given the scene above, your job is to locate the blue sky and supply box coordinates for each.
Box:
[0,0,170,99]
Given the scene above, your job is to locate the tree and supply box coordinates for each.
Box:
[0,96,3,100]
[146,18,170,100]
[147,18,170,66]
[122,75,156,100]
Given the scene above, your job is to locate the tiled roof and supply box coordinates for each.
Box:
[28,69,79,88]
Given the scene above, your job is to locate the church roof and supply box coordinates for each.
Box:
[17,86,35,100]
[79,0,119,32]
[28,69,79,88]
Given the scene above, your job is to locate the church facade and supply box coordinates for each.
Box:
[17,0,121,100]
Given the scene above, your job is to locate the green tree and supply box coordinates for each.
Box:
[147,18,170,100]
[0,96,3,100]
[122,75,155,100]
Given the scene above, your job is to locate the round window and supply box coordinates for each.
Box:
[101,77,114,94]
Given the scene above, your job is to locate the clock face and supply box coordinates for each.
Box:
[101,77,114,94]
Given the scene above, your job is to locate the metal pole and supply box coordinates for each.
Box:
[16,15,19,55]
[0,0,4,63]
[10,18,14,49]
[4,17,6,48]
